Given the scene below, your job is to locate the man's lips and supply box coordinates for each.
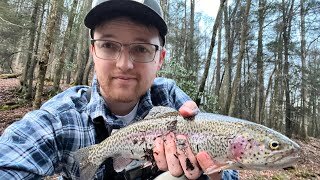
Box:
[112,75,137,81]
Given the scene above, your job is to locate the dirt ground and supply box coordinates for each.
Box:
[0,78,319,179]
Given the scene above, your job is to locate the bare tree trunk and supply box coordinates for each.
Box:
[299,0,308,139]
[47,0,63,81]
[66,42,76,84]
[182,0,187,64]
[215,24,222,98]
[74,29,89,85]
[33,0,60,109]
[159,0,169,22]
[228,0,251,116]
[82,56,93,85]
[20,0,41,94]
[219,0,240,115]
[255,0,266,124]
[282,0,295,138]
[74,0,91,85]
[26,0,46,99]
[273,32,284,131]
[195,0,226,106]
[53,0,78,92]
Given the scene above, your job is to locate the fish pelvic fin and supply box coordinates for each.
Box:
[204,161,235,175]
[73,146,101,180]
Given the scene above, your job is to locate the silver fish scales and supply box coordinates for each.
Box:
[74,106,301,180]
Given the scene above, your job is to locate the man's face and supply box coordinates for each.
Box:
[91,18,165,105]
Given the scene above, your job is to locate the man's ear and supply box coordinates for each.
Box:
[89,44,94,55]
[157,47,166,70]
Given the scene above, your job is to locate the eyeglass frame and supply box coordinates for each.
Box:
[90,39,163,63]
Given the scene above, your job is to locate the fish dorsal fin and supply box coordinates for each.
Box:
[144,106,179,120]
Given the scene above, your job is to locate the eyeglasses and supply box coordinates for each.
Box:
[91,39,162,63]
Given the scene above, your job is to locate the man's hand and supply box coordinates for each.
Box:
[178,100,199,117]
[153,101,222,179]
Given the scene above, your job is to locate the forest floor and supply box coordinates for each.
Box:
[0,78,319,180]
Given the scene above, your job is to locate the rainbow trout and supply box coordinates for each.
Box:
[74,106,301,179]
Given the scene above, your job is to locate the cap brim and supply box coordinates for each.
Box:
[84,1,167,37]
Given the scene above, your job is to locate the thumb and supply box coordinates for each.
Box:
[179,100,199,117]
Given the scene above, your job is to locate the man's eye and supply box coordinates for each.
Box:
[101,42,117,49]
[133,45,150,53]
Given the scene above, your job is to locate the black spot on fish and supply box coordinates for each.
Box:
[131,150,134,155]
[283,166,295,170]
[253,154,256,157]
[139,137,146,146]
[133,139,138,144]
[196,145,199,152]
[233,145,237,149]
[142,148,155,163]
[167,120,177,131]
[184,115,195,121]
[186,158,194,170]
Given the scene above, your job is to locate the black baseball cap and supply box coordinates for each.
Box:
[84,0,168,44]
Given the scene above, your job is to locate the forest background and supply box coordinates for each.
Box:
[1,0,319,138]
[0,0,320,178]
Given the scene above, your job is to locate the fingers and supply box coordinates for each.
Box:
[175,135,202,179]
[196,151,222,180]
[164,132,183,176]
[179,100,199,117]
[153,133,204,179]
[153,137,168,170]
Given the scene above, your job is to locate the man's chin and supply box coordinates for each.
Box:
[109,93,140,103]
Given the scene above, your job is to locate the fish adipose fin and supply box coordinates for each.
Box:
[73,146,101,180]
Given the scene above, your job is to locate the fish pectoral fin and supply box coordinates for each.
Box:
[113,156,133,172]
[204,161,235,175]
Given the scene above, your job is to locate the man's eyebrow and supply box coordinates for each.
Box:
[96,34,115,39]
[133,37,151,43]
[95,34,154,43]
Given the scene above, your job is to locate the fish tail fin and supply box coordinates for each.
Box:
[73,146,101,180]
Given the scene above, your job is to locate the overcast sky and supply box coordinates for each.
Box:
[195,0,220,17]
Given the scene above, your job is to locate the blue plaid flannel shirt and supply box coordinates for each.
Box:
[0,77,238,179]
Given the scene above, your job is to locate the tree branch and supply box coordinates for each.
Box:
[0,16,25,28]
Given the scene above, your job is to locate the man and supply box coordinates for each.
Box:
[0,0,238,179]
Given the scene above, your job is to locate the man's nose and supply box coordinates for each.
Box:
[115,48,134,71]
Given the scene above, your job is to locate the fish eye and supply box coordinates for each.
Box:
[269,141,280,150]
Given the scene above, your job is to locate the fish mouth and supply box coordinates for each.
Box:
[264,147,301,169]
[237,148,301,170]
